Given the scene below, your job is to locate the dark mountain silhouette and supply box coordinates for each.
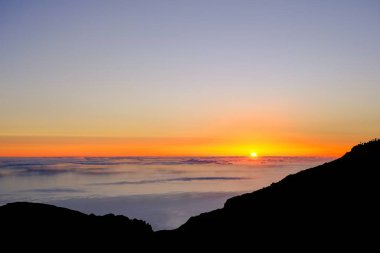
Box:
[0,202,153,250]
[1,139,379,250]
[156,139,379,249]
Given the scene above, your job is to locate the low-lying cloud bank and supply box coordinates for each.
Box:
[48,191,244,230]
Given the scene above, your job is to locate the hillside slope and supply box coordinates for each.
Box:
[158,140,379,249]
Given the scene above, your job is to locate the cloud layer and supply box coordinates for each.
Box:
[0,157,233,177]
[93,176,247,185]
[48,191,244,230]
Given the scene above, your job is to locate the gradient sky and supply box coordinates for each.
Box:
[1,0,380,156]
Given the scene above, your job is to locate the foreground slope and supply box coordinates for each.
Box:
[158,140,379,248]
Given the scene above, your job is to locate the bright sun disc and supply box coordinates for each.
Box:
[250,152,257,157]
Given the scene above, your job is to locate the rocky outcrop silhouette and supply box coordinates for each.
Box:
[1,140,379,250]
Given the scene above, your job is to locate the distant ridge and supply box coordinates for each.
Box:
[0,202,153,250]
[1,140,379,250]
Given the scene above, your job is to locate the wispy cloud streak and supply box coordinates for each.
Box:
[92,177,247,185]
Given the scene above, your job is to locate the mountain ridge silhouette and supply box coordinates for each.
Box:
[157,139,379,249]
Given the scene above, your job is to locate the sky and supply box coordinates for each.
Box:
[1,0,380,156]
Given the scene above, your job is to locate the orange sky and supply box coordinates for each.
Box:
[0,135,359,157]
[0,104,376,157]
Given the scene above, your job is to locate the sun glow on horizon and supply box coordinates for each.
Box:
[0,135,351,157]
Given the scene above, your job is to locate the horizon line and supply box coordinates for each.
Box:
[0,155,338,158]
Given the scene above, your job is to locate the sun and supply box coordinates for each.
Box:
[250,152,257,157]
